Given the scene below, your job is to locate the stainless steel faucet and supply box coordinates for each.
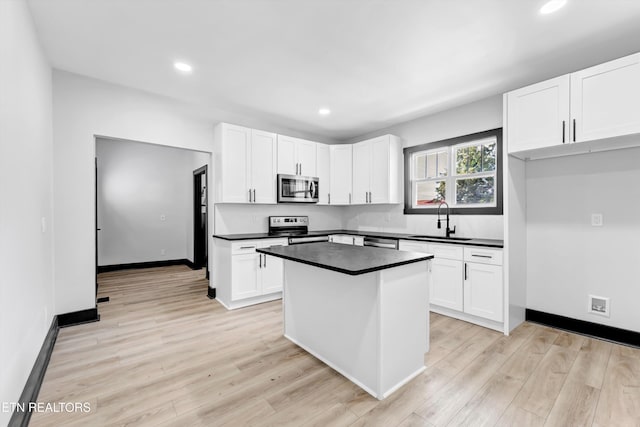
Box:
[437,201,456,238]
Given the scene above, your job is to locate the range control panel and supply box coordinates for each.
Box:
[269,216,309,229]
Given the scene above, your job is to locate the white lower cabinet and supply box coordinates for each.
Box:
[213,238,286,309]
[464,262,503,322]
[398,240,504,332]
[463,246,503,322]
[431,257,463,311]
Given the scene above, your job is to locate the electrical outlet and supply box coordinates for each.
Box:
[588,294,610,317]
[591,213,603,227]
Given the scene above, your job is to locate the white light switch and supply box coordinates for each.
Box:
[591,213,603,227]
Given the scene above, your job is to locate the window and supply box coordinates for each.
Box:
[404,128,502,215]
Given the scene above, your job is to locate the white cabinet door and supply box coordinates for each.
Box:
[507,75,570,153]
[431,258,463,311]
[297,139,317,177]
[352,141,370,205]
[277,136,316,176]
[464,262,503,322]
[250,130,277,204]
[231,253,260,300]
[277,135,297,175]
[571,53,640,143]
[260,253,284,294]
[316,143,330,205]
[218,123,251,203]
[329,145,353,205]
[370,136,391,204]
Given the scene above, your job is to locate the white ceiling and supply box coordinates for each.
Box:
[27,0,640,141]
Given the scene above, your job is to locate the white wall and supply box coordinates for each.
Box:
[343,96,505,239]
[52,71,215,314]
[0,0,54,424]
[214,204,343,235]
[526,146,640,331]
[96,138,209,266]
[52,71,337,314]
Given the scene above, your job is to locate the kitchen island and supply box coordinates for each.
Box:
[257,242,433,400]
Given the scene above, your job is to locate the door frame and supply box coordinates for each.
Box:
[193,165,209,278]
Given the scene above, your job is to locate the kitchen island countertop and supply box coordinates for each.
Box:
[257,242,433,276]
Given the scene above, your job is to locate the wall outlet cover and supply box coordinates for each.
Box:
[588,294,610,317]
[591,213,603,227]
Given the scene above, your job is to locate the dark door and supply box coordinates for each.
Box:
[193,165,208,277]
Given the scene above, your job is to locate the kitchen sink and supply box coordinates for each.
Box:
[409,235,472,241]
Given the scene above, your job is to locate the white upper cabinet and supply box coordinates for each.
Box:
[571,53,640,143]
[352,140,371,204]
[351,135,402,204]
[277,135,317,176]
[214,123,277,204]
[316,143,330,205]
[507,52,640,157]
[250,129,278,203]
[329,144,353,205]
[507,75,570,152]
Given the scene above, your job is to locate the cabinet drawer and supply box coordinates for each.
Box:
[258,238,287,249]
[231,241,259,255]
[464,247,503,265]
[428,244,463,260]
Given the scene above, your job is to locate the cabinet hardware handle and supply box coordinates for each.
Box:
[562,121,566,143]
[352,237,355,244]
[240,246,255,249]
[349,193,351,204]
[471,254,492,258]
[248,189,252,202]
[299,163,302,175]
[573,119,576,142]
[259,254,262,268]
[464,263,468,280]
[253,189,256,202]
[369,191,372,203]
[328,193,330,205]
[365,192,368,203]
[264,254,267,267]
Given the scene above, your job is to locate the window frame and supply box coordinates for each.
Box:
[403,128,503,215]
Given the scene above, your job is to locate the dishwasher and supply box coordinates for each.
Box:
[363,236,399,250]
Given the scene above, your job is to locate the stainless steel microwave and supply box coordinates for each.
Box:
[277,174,319,203]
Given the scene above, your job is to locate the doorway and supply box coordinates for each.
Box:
[193,165,209,278]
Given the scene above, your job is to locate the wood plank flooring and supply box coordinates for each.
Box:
[30,265,640,426]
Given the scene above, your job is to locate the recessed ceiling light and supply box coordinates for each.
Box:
[539,0,567,14]
[318,108,331,116]
[174,62,193,73]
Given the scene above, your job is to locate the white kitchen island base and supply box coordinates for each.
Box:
[282,259,430,400]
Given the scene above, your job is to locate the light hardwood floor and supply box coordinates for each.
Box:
[30,265,640,426]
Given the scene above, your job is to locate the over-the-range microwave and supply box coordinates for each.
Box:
[277,174,319,203]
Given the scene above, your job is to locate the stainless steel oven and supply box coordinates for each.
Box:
[277,174,319,203]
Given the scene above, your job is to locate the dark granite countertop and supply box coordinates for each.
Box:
[257,242,434,276]
[214,229,503,248]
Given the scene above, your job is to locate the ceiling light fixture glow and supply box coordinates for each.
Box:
[174,62,193,73]
[539,0,567,14]
[318,108,331,115]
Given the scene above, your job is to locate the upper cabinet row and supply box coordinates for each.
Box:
[506,52,640,157]
[213,123,402,205]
